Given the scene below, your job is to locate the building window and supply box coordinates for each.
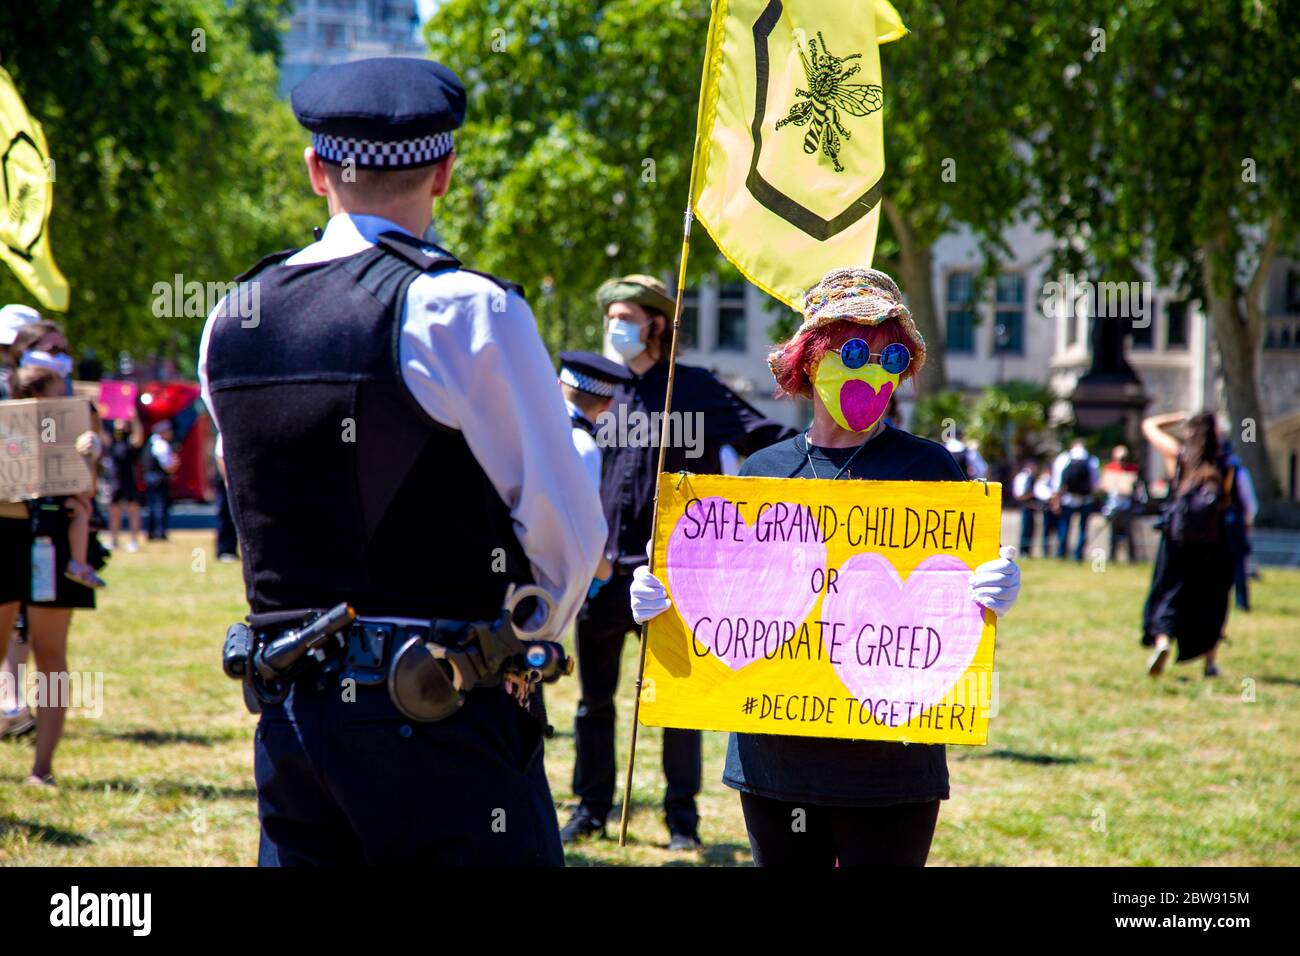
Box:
[676,288,699,350]
[716,282,747,351]
[1165,300,1188,349]
[1129,286,1154,349]
[993,273,1024,354]
[1286,270,1300,313]
[944,271,976,354]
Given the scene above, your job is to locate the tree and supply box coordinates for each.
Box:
[424,0,1037,371]
[0,1,317,369]
[424,0,728,353]
[872,0,1036,396]
[1024,0,1300,511]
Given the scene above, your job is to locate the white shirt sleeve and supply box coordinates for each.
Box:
[198,302,222,460]
[572,428,603,492]
[1050,452,1067,492]
[398,270,607,638]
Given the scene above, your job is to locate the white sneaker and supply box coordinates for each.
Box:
[125,541,140,553]
[1147,642,1172,676]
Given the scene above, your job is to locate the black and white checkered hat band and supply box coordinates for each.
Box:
[560,367,615,398]
[311,131,454,168]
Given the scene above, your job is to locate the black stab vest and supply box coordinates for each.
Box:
[205,231,532,620]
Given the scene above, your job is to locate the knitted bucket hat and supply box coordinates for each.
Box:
[596,274,675,316]
[769,267,927,379]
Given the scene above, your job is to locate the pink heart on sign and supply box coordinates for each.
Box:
[820,553,984,724]
[840,379,894,431]
[666,496,826,671]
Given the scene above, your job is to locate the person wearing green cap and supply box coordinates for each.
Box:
[563,274,794,850]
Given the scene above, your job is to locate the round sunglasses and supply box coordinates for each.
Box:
[831,339,912,375]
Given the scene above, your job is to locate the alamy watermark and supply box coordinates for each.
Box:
[593,407,705,459]
[151,274,260,327]
[1042,273,1153,329]
[1,668,104,718]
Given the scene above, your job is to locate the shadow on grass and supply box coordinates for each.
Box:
[63,778,257,800]
[0,816,93,847]
[1259,675,1300,687]
[91,728,242,747]
[688,842,750,867]
[971,749,1091,766]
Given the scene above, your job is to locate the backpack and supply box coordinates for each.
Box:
[1062,457,1093,495]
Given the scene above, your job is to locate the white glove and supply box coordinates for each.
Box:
[968,546,1021,617]
[75,430,103,458]
[630,565,671,625]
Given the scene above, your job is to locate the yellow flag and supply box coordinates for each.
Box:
[0,66,69,312]
[690,0,906,309]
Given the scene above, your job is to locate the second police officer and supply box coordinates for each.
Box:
[199,58,606,865]
[563,275,794,849]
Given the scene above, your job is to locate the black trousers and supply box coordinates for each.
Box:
[255,677,564,866]
[739,791,940,867]
[145,485,170,540]
[213,475,239,557]
[572,573,701,834]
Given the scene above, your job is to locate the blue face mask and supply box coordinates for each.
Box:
[21,349,74,380]
[605,318,646,361]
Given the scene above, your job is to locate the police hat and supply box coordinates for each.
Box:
[291,57,467,169]
[559,351,633,398]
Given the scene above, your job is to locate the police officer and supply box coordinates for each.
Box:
[198,57,606,866]
[558,350,631,493]
[562,275,794,849]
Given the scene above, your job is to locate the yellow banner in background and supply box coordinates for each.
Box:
[0,66,69,312]
[690,0,907,309]
[642,474,1002,746]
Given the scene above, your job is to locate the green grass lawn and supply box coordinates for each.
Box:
[0,530,1295,866]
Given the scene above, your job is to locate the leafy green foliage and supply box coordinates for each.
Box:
[1023,0,1300,506]
[873,0,1037,392]
[912,380,1057,471]
[0,0,317,371]
[425,0,733,351]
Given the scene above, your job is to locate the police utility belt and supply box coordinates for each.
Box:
[222,584,572,723]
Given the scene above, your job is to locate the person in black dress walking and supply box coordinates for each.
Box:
[1141,411,1235,678]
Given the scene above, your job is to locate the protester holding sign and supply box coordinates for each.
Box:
[630,268,1022,866]
[11,367,105,588]
[0,318,104,785]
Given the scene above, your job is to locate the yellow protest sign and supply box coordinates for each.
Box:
[641,473,1002,746]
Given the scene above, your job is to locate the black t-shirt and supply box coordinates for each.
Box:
[722,423,966,807]
[599,361,794,571]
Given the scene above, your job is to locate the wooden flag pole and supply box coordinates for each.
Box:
[617,0,720,848]
[617,203,693,847]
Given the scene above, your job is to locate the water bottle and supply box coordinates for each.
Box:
[31,537,56,603]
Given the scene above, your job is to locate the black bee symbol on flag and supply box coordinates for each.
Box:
[775,32,882,172]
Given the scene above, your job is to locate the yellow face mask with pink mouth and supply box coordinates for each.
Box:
[812,348,901,433]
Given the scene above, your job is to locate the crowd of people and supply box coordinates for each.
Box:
[0,303,183,783]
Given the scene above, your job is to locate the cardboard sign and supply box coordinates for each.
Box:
[0,398,94,501]
[97,380,138,421]
[641,474,1003,746]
